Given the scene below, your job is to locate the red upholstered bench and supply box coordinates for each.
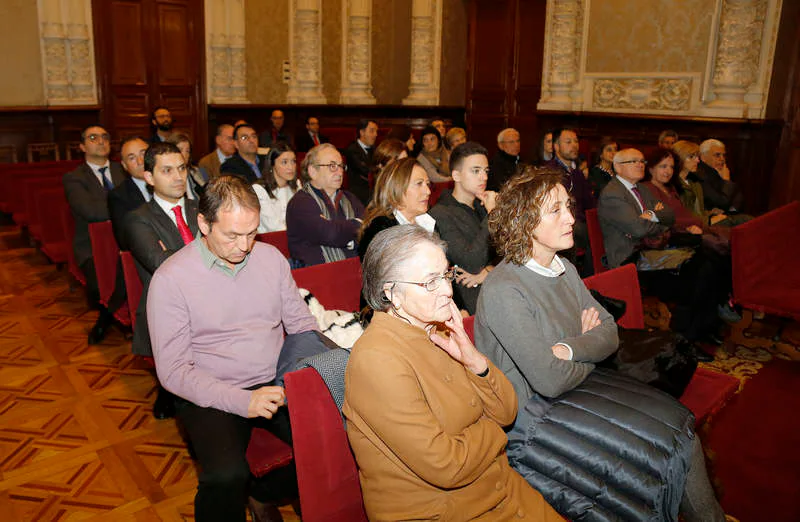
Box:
[292,257,362,312]
[255,230,290,259]
[88,221,130,326]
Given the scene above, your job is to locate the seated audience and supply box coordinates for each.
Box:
[414,125,451,182]
[673,140,735,227]
[430,118,447,144]
[368,138,408,188]
[659,129,679,149]
[598,148,733,342]
[252,142,300,233]
[697,139,750,225]
[476,169,726,522]
[587,137,617,198]
[386,124,416,153]
[429,142,496,315]
[221,123,266,184]
[358,157,433,261]
[150,106,174,144]
[147,175,330,522]
[63,124,125,345]
[125,142,198,420]
[487,128,520,191]
[167,133,206,199]
[108,136,150,251]
[295,116,329,152]
[343,225,562,522]
[259,109,292,148]
[445,127,467,150]
[533,129,554,165]
[286,143,365,266]
[343,119,379,204]
[546,127,596,275]
[199,124,236,181]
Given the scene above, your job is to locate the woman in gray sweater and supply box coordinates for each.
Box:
[475,167,725,522]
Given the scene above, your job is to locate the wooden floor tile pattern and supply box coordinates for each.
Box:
[0,225,300,521]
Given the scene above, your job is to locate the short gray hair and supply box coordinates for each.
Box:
[699,139,725,156]
[497,128,518,144]
[362,225,447,311]
[301,143,338,183]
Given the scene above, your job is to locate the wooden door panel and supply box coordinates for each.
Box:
[155,2,194,85]
[108,1,148,86]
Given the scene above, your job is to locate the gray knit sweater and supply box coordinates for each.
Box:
[475,258,619,412]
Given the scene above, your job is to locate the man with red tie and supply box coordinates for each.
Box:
[295,115,329,152]
[124,142,199,419]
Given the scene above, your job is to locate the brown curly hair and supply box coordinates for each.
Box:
[489,166,568,265]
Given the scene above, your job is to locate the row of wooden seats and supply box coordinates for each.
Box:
[0,142,123,164]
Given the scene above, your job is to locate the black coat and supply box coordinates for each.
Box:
[108,178,148,251]
[507,368,695,522]
[220,153,267,184]
[295,132,330,153]
[343,141,373,204]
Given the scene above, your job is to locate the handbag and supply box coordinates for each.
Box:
[599,328,698,398]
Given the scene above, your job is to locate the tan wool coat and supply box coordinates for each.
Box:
[343,312,562,522]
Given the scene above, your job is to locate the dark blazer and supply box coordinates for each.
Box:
[259,128,293,148]
[488,150,519,192]
[429,190,493,315]
[63,162,126,266]
[124,198,199,356]
[597,177,675,269]
[358,215,398,261]
[343,141,373,204]
[220,153,267,184]
[695,161,744,211]
[295,131,330,153]
[108,178,148,251]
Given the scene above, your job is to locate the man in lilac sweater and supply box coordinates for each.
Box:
[147,175,320,522]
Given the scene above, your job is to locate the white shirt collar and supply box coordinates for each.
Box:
[131,176,151,201]
[393,209,436,233]
[616,176,644,212]
[153,194,186,225]
[87,160,111,186]
[523,255,566,277]
[216,148,231,163]
[357,139,370,153]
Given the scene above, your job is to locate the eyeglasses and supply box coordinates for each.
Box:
[315,162,347,172]
[388,268,456,293]
[238,134,258,142]
[86,133,110,143]
[618,159,647,165]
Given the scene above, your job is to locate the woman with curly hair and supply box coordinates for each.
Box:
[475,166,725,522]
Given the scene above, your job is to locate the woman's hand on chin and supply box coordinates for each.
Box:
[429,300,488,375]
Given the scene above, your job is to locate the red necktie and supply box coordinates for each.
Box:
[631,186,647,212]
[313,134,319,146]
[171,205,194,245]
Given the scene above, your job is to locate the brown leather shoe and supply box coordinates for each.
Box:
[248,497,284,522]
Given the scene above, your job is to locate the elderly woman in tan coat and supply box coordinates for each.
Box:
[342,225,561,522]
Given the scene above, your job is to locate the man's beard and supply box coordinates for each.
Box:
[157,121,172,132]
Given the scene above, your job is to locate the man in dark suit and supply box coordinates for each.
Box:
[343,118,378,204]
[124,142,199,419]
[63,124,126,344]
[220,123,266,184]
[258,109,293,148]
[295,116,329,152]
[150,106,173,144]
[598,148,721,352]
[108,136,150,250]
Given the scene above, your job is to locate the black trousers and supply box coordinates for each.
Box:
[175,383,297,522]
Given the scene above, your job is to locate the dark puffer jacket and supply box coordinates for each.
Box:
[507,368,695,522]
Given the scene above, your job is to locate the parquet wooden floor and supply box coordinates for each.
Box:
[0,225,300,521]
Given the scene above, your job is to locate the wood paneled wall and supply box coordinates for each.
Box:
[0,107,101,161]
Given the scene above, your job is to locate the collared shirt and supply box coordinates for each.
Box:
[523,255,574,360]
[153,194,185,228]
[357,139,371,155]
[131,176,151,202]
[86,160,112,188]
[393,209,436,233]
[216,148,231,165]
[244,156,262,179]
[617,176,658,222]
[198,234,250,277]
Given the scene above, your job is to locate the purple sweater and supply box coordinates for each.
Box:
[147,240,318,417]
[286,187,364,266]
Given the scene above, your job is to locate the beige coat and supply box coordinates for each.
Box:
[198,149,222,181]
[343,312,562,522]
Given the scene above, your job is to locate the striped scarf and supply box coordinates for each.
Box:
[303,184,356,263]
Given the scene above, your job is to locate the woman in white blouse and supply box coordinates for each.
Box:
[253,142,300,232]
